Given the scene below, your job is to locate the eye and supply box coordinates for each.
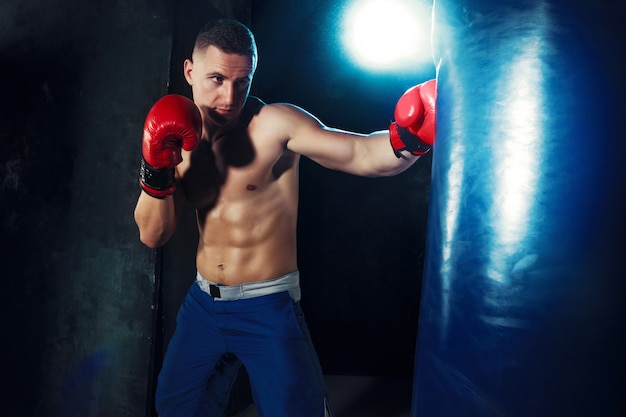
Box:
[236,79,250,89]
[210,75,224,84]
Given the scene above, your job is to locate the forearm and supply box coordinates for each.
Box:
[134,94,201,248]
[134,190,180,248]
[318,79,436,177]
[358,131,421,177]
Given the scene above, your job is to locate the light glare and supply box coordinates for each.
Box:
[342,0,432,71]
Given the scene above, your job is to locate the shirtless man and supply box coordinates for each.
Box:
[134,18,435,417]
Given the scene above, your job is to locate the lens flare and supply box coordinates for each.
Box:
[342,0,432,71]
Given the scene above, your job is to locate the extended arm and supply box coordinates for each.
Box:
[284,80,437,177]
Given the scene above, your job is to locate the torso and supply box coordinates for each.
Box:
[177,97,301,285]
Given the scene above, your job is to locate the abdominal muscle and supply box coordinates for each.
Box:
[194,183,299,286]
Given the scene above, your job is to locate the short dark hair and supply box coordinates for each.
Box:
[194,19,257,66]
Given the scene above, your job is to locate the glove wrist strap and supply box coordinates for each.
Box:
[389,122,431,157]
[139,157,175,198]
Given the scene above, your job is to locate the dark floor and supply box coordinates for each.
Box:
[234,375,413,417]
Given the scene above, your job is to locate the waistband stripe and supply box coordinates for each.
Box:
[196,271,301,302]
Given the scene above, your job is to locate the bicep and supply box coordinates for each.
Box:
[271,103,404,177]
[280,105,368,173]
[290,128,362,170]
[288,123,396,176]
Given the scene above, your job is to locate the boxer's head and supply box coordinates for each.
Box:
[184,19,257,127]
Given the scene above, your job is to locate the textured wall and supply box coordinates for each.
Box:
[0,1,174,415]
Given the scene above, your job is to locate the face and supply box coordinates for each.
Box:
[184,45,255,129]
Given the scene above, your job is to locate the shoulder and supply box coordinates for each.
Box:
[254,101,325,133]
[245,98,328,148]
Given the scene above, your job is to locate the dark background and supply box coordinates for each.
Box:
[3,0,625,416]
[1,0,434,416]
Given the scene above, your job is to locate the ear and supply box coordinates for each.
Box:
[183,59,193,86]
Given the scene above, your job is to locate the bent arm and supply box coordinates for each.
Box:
[134,180,185,248]
[275,104,420,177]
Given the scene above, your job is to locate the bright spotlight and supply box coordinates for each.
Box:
[341,0,432,71]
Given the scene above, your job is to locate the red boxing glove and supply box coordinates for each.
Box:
[139,94,202,198]
[389,79,437,157]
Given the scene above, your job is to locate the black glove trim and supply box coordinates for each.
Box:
[396,125,431,156]
[139,157,175,191]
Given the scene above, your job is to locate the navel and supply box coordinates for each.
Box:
[246,184,257,191]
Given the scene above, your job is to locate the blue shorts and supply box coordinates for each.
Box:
[156,271,331,417]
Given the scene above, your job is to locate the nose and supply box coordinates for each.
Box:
[221,82,235,107]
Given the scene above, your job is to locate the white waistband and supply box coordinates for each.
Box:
[196,270,301,301]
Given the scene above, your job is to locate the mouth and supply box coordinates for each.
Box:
[215,108,233,117]
[203,107,235,126]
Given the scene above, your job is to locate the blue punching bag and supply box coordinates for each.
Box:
[412,1,626,416]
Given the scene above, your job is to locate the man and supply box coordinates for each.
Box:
[134,18,435,417]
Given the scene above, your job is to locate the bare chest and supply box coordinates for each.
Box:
[179,128,297,209]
